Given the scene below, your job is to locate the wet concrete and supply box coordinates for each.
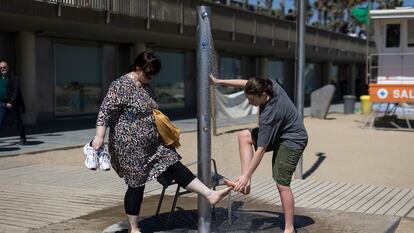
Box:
[102,197,400,233]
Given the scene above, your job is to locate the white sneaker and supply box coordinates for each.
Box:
[98,147,111,171]
[83,141,98,170]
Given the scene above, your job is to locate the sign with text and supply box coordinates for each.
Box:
[369,84,414,102]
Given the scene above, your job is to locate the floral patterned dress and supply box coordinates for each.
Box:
[96,75,181,187]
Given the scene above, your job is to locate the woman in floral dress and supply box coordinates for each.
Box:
[92,51,231,233]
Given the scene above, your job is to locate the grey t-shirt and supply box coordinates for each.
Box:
[256,80,308,150]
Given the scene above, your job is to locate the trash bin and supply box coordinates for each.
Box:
[343,95,356,114]
[360,95,372,115]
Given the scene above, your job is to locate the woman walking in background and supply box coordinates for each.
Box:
[210,74,308,233]
[92,51,231,233]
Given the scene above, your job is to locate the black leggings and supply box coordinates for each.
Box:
[124,161,196,215]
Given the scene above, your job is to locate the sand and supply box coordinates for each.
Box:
[3,113,413,188]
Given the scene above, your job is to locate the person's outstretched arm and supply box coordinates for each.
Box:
[209,74,247,88]
[234,146,266,193]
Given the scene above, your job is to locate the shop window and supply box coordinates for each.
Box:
[267,59,284,85]
[219,56,242,94]
[55,43,102,116]
[154,51,185,109]
[408,20,414,47]
[386,24,400,48]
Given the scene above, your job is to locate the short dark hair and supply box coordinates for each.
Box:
[131,51,161,76]
[244,77,274,98]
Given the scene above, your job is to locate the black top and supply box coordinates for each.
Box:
[4,73,25,112]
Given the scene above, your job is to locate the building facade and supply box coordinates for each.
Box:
[0,0,369,124]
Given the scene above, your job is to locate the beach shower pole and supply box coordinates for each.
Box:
[295,0,305,179]
[197,5,212,233]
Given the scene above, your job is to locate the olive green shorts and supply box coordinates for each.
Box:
[251,128,304,186]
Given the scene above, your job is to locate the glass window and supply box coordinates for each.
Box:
[328,65,341,101]
[219,56,242,93]
[304,63,318,107]
[55,43,102,116]
[408,20,414,47]
[329,65,338,86]
[386,24,400,48]
[305,63,318,95]
[266,59,284,85]
[154,51,185,109]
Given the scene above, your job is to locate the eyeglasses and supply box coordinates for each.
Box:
[0,67,7,70]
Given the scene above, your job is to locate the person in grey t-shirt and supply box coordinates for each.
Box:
[210,75,308,233]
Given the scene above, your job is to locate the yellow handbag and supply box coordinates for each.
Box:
[153,109,181,147]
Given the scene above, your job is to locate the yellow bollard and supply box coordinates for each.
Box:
[360,95,372,115]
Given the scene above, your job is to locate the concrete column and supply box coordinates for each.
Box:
[323,62,333,85]
[184,50,197,113]
[315,63,324,88]
[35,37,54,122]
[283,59,295,99]
[102,44,117,94]
[16,31,37,124]
[259,56,268,78]
[337,64,350,99]
[133,43,146,58]
[241,56,253,78]
[350,64,357,95]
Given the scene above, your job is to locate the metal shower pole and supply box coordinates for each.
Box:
[295,0,305,179]
[196,5,212,233]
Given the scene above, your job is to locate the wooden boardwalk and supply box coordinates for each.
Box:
[0,164,413,233]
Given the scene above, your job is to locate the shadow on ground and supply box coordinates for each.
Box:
[303,152,326,179]
[105,201,313,233]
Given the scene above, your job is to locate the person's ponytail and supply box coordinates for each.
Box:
[264,79,274,98]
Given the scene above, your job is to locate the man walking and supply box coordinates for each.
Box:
[0,61,27,145]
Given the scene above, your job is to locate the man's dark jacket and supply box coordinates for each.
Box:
[6,73,25,113]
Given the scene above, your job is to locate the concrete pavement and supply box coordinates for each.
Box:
[0,163,405,233]
[0,103,353,157]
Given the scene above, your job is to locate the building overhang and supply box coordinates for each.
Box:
[370,8,414,20]
[0,0,368,63]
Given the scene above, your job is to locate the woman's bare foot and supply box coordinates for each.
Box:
[207,187,233,205]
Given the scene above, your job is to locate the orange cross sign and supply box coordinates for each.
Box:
[369,84,414,102]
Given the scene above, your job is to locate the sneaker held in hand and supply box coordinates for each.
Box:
[83,142,98,170]
[98,147,111,171]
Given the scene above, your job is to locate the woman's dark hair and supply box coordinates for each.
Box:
[131,51,161,76]
[244,77,274,98]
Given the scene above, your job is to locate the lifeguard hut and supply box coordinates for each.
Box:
[363,7,414,130]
